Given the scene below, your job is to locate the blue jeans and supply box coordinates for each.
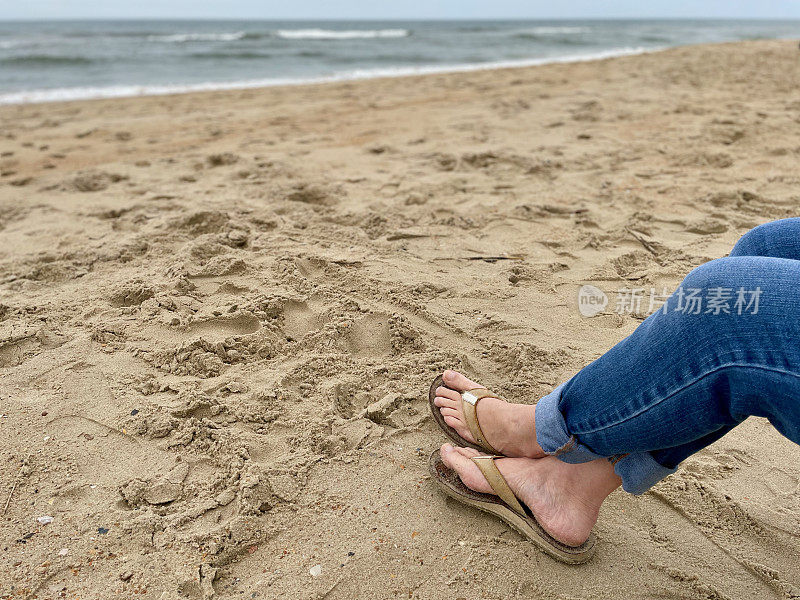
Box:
[535,218,800,494]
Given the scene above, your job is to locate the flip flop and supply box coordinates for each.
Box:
[428,449,596,564]
[428,374,500,454]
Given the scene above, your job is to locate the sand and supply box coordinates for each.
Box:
[1,39,800,599]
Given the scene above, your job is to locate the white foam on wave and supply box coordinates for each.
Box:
[147,32,247,43]
[0,46,658,106]
[275,28,410,40]
[0,39,37,49]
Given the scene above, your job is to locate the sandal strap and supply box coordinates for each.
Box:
[471,455,527,517]
[461,388,500,454]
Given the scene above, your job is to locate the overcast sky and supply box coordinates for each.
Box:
[3,0,800,21]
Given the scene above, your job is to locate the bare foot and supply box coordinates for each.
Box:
[434,370,544,458]
[440,443,621,547]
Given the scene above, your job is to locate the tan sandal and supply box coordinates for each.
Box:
[428,374,501,454]
[428,449,596,564]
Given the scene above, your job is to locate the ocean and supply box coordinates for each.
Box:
[0,19,798,104]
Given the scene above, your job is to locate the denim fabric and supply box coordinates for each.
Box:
[535,218,800,494]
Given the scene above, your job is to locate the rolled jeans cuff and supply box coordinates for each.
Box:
[534,382,605,464]
[612,452,677,495]
[535,382,677,495]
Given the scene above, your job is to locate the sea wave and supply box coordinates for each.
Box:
[0,39,35,49]
[523,26,591,35]
[0,55,95,66]
[513,34,595,45]
[0,46,657,105]
[275,28,410,40]
[453,26,492,33]
[189,51,273,60]
[512,26,593,42]
[147,32,247,43]
[638,35,673,43]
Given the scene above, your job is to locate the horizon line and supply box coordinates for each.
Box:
[3,16,800,23]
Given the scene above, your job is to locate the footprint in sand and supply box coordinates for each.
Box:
[175,210,231,235]
[0,336,38,368]
[68,170,129,192]
[281,299,322,341]
[109,281,156,307]
[206,152,239,167]
[183,314,261,341]
[345,313,392,356]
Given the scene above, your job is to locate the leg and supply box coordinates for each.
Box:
[434,219,800,464]
[729,217,800,259]
[566,218,800,487]
[434,221,800,544]
[536,255,800,494]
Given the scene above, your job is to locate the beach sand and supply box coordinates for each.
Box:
[1,39,800,599]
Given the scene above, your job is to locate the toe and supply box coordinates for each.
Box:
[439,407,462,421]
[433,395,459,409]
[453,446,482,458]
[443,415,462,429]
[436,386,461,402]
[443,370,481,392]
[440,443,469,469]
[440,444,492,494]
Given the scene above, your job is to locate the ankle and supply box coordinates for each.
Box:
[517,404,543,457]
[574,459,622,509]
[487,401,543,458]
